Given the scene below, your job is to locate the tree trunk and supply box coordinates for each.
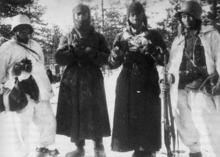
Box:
[212,0,217,27]
[101,0,104,32]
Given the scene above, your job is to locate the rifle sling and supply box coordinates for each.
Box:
[16,42,40,59]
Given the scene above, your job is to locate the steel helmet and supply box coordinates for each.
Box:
[176,0,202,21]
[11,14,34,33]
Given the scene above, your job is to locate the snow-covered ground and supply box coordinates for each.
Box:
[0,69,190,157]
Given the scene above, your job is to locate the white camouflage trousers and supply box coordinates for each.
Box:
[175,89,220,157]
[3,91,56,155]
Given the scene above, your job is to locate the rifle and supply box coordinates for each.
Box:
[163,54,176,157]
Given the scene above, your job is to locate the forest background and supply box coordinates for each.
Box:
[0,0,219,73]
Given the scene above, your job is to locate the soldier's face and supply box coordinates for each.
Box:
[74,11,89,21]
[181,13,196,29]
[15,24,31,39]
[129,11,144,26]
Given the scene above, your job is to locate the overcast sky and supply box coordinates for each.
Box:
[1,0,172,33]
[38,0,171,33]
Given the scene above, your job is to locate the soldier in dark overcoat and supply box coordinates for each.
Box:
[54,4,111,157]
[108,2,167,157]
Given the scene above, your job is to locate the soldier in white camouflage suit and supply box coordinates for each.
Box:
[0,14,59,157]
[162,1,220,157]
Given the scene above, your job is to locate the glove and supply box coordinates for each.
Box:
[111,46,123,58]
[13,58,32,76]
[140,42,158,55]
[85,47,97,59]
[73,47,86,59]
[20,58,32,72]
[198,71,219,96]
[160,80,170,94]
[13,63,22,76]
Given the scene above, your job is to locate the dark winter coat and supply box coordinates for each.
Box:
[55,27,111,142]
[109,27,166,152]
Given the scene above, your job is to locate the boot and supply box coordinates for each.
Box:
[93,138,106,157]
[132,150,138,157]
[189,152,202,157]
[65,147,85,157]
[36,147,59,157]
[132,150,156,157]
